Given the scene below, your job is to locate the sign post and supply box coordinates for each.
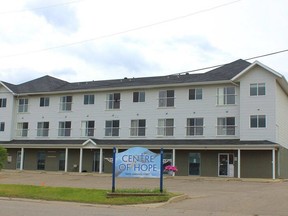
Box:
[111,147,163,192]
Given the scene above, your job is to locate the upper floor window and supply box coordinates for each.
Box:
[0,122,5,132]
[250,83,265,96]
[37,122,49,137]
[217,87,235,105]
[105,120,120,137]
[217,117,235,136]
[81,120,95,137]
[106,93,120,109]
[130,119,146,136]
[157,118,174,136]
[40,97,49,107]
[133,91,145,102]
[0,98,7,108]
[60,96,72,111]
[250,115,266,128]
[159,90,174,107]
[186,118,204,136]
[18,98,28,113]
[84,95,95,105]
[17,122,28,137]
[189,88,202,100]
[58,121,71,137]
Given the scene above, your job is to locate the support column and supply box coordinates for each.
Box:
[272,148,276,180]
[237,149,241,178]
[99,148,103,174]
[172,149,176,176]
[79,148,83,173]
[20,148,24,171]
[65,148,68,172]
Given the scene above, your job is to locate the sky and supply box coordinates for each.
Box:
[0,0,288,84]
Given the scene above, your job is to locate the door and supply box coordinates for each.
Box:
[189,153,201,175]
[218,153,234,177]
[92,151,100,172]
[16,151,22,169]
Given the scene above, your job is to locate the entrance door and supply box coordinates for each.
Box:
[218,153,234,177]
[16,151,22,169]
[92,151,100,172]
[189,153,201,175]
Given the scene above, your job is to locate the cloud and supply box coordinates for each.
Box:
[25,0,79,33]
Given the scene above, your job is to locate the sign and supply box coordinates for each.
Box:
[115,147,161,178]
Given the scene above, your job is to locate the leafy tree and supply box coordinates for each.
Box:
[0,146,7,170]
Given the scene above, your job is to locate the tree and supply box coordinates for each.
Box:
[0,146,7,170]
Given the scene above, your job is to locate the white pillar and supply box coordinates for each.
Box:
[237,149,241,178]
[65,148,68,172]
[172,149,176,176]
[99,148,103,174]
[272,148,276,180]
[79,148,83,173]
[20,148,24,171]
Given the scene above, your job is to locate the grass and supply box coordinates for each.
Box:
[0,184,176,205]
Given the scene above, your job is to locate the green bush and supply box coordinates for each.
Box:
[0,146,7,170]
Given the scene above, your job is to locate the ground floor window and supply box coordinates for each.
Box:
[37,151,46,170]
[59,151,65,171]
[189,153,201,175]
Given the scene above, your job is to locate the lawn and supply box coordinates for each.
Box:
[0,184,176,205]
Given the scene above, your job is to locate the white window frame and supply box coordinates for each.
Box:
[58,121,71,137]
[130,119,146,136]
[217,87,236,105]
[17,122,29,137]
[84,95,95,105]
[106,93,120,110]
[40,97,50,107]
[250,83,265,96]
[105,120,120,137]
[189,88,202,100]
[60,96,72,111]
[186,118,204,136]
[217,117,236,136]
[133,91,145,103]
[157,118,174,136]
[37,122,49,137]
[18,98,28,113]
[0,122,5,132]
[81,121,95,137]
[250,115,266,128]
[0,98,7,108]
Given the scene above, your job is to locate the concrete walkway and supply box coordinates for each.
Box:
[1,170,288,215]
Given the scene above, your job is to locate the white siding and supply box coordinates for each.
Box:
[238,66,277,141]
[275,82,288,148]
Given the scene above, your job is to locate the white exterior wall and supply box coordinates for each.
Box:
[275,82,288,148]
[238,66,277,141]
[0,86,14,141]
[12,84,241,140]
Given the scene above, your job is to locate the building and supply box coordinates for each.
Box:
[1,59,288,179]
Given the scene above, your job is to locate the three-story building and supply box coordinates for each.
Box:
[1,59,288,178]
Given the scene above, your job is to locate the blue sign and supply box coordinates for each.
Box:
[115,147,161,178]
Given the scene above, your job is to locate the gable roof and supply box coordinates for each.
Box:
[1,59,252,95]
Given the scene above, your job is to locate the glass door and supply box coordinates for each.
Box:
[218,153,234,177]
[16,151,22,169]
[92,151,100,172]
[189,153,201,175]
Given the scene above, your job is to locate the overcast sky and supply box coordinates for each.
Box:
[0,0,288,84]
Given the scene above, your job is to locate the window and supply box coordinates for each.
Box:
[157,119,174,136]
[0,98,7,108]
[217,117,235,135]
[105,120,120,136]
[17,122,29,137]
[58,121,71,136]
[189,88,202,100]
[217,87,235,105]
[60,96,72,111]
[106,93,120,109]
[40,97,49,107]
[37,122,49,137]
[84,95,95,105]
[133,91,145,102]
[159,90,174,107]
[250,83,265,96]
[0,122,5,132]
[18,98,28,112]
[81,121,95,136]
[250,115,266,128]
[37,151,46,170]
[186,118,204,136]
[130,119,146,136]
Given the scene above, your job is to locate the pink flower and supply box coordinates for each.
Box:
[164,165,178,172]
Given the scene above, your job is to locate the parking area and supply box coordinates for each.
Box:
[1,170,288,215]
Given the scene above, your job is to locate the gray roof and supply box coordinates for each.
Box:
[0,139,277,148]
[1,59,251,94]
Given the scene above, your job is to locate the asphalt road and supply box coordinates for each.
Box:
[0,171,288,216]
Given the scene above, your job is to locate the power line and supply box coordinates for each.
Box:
[173,48,288,75]
[0,0,86,15]
[0,0,241,59]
